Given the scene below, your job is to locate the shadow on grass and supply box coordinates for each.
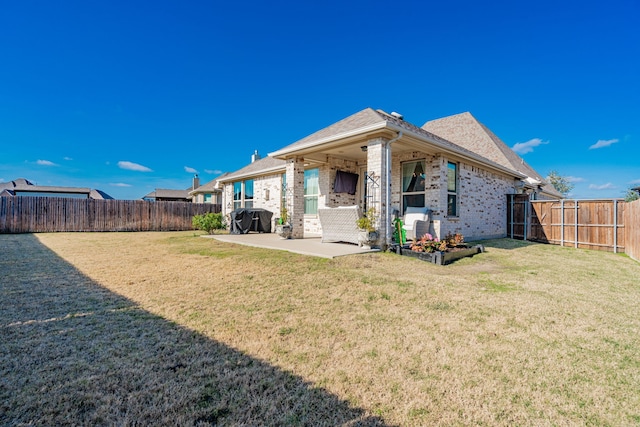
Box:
[473,237,542,251]
[0,234,389,426]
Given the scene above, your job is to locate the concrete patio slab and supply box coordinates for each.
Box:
[205,233,380,259]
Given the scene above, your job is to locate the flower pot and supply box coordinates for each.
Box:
[276,224,292,239]
[358,230,379,249]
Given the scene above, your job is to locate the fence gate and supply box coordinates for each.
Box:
[506,194,530,240]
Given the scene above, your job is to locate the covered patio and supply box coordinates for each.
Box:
[205,233,380,259]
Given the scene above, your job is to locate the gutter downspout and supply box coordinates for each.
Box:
[385,131,402,249]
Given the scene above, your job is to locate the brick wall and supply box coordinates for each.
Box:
[391,151,514,240]
[223,150,516,240]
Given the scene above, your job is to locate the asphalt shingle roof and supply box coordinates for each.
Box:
[422,112,562,198]
[219,156,286,182]
[143,189,190,199]
[190,173,230,193]
[270,108,527,178]
[0,178,114,199]
[224,108,554,193]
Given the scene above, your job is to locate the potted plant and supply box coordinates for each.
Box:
[275,206,292,239]
[356,208,379,248]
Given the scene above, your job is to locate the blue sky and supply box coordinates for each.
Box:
[1,0,638,200]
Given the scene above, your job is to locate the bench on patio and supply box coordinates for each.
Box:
[317,205,362,245]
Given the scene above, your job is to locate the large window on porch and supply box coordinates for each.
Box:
[401,160,426,214]
[304,168,319,214]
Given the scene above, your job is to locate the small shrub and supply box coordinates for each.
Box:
[192,213,226,234]
[278,206,288,225]
[356,208,376,232]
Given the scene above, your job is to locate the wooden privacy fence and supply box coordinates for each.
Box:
[507,195,627,253]
[625,199,640,262]
[0,197,221,233]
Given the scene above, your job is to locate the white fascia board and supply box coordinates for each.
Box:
[217,164,286,183]
[268,122,389,158]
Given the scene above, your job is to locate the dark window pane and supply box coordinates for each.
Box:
[447,195,457,216]
[403,194,425,215]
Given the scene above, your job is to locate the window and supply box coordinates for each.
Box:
[233,182,242,210]
[244,179,254,209]
[401,160,426,214]
[232,179,254,209]
[281,173,287,209]
[447,162,458,216]
[304,168,319,214]
[203,193,212,203]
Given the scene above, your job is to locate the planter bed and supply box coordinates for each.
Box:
[396,244,484,265]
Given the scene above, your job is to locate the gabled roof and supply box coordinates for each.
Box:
[271,108,388,154]
[218,156,286,182]
[422,112,562,198]
[0,178,114,199]
[269,108,527,179]
[0,178,34,189]
[143,188,190,200]
[189,172,230,195]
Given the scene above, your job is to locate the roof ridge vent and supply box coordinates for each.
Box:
[376,109,404,121]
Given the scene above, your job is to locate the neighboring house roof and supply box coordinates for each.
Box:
[189,173,230,195]
[143,188,190,200]
[422,112,562,198]
[218,156,286,183]
[0,178,114,199]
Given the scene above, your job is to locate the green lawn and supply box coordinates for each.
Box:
[1,231,639,426]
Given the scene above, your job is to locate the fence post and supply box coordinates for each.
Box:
[560,199,564,247]
[575,200,579,248]
[613,200,618,254]
[524,196,529,241]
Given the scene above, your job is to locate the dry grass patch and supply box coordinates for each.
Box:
[2,231,640,426]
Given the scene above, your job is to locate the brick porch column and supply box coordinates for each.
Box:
[366,137,389,249]
[286,157,305,239]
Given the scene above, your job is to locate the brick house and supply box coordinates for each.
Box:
[219,108,560,248]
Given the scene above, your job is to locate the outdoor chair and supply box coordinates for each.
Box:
[403,207,431,240]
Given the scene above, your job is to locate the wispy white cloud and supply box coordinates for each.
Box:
[512,138,549,155]
[589,183,617,190]
[589,138,618,150]
[63,156,73,161]
[629,179,640,185]
[118,161,152,172]
[566,176,585,183]
[184,166,198,174]
[205,169,223,175]
[36,159,58,166]
[109,182,132,187]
